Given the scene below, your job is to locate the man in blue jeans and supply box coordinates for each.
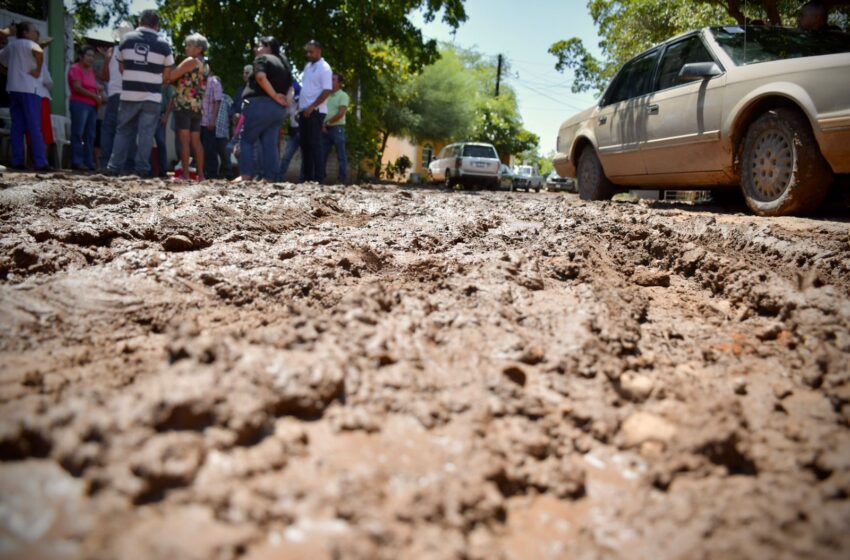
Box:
[106,10,174,177]
[99,22,132,170]
[321,74,349,184]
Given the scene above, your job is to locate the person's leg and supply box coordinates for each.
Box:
[201,127,217,178]
[107,101,140,173]
[154,123,168,176]
[298,114,312,181]
[100,95,120,168]
[217,137,231,178]
[191,129,205,181]
[300,113,323,181]
[22,93,48,168]
[95,119,103,169]
[83,104,97,170]
[321,127,332,183]
[132,101,160,177]
[239,102,263,180]
[334,126,348,184]
[69,101,86,169]
[278,132,299,181]
[9,93,27,167]
[177,129,191,179]
[256,100,284,181]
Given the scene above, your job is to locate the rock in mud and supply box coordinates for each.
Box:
[162,234,194,252]
[620,412,677,449]
[632,266,671,287]
[0,460,94,560]
[619,373,655,401]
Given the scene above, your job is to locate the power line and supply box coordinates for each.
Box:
[513,81,589,113]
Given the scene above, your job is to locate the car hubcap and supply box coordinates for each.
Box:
[750,130,793,202]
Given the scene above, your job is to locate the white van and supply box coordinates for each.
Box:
[428,142,501,189]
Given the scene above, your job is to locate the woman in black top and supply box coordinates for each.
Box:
[234,37,293,182]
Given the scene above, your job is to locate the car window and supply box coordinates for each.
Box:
[711,26,850,66]
[437,147,448,159]
[463,145,498,158]
[604,49,660,106]
[656,35,715,91]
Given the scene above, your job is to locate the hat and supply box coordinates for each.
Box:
[38,36,53,47]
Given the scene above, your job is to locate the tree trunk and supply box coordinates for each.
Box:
[376,130,390,179]
[721,0,747,24]
[762,0,783,25]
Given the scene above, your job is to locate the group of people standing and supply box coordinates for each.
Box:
[1,8,350,184]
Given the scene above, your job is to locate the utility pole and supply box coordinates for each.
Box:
[495,54,502,97]
[47,0,65,115]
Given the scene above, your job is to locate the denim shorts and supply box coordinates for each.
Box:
[174,109,202,132]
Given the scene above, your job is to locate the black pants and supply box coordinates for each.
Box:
[201,128,219,178]
[299,110,325,182]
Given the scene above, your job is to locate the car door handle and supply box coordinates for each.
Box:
[647,104,659,115]
[598,116,608,125]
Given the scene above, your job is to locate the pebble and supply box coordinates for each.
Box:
[162,235,194,252]
[620,412,677,448]
[632,267,671,288]
[619,373,654,401]
[0,460,93,559]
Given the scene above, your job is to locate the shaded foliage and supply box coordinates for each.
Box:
[550,0,848,95]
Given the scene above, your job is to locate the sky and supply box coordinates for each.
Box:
[411,0,603,154]
[93,0,603,154]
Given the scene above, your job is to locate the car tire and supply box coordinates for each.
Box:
[577,147,615,201]
[740,108,832,217]
[444,170,454,189]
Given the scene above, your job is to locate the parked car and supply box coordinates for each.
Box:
[553,25,850,216]
[428,142,501,189]
[511,165,543,192]
[545,171,576,192]
[499,164,515,190]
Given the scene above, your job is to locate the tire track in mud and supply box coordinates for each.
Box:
[0,177,848,560]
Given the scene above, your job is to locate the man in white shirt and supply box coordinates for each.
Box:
[297,40,332,182]
[0,21,49,170]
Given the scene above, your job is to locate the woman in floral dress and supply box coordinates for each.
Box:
[169,33,209,180]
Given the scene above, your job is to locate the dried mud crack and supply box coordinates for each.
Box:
[1,176,849,559]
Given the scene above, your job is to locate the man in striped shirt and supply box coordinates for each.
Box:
[106,10,174,177]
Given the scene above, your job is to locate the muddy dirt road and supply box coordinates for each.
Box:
[1,174,849,559]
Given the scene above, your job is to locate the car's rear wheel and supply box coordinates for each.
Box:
[740,108,832,216]
[577,147,615,201]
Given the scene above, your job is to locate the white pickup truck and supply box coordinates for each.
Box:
[510,166,544,192]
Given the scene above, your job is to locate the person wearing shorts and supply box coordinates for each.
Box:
[169,33,208,181]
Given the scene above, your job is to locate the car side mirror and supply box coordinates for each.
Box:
[679,62,722,81]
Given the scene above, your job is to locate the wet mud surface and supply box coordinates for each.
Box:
[1,174,849,559]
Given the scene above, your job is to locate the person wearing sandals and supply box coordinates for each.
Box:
[170,33,208,181]
[234,36,292,182]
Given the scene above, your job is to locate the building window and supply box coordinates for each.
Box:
[422,144,434,169]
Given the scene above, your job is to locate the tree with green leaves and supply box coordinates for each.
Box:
[154,0,468,180]
[549,0,849,95]
[370,45,537,176]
